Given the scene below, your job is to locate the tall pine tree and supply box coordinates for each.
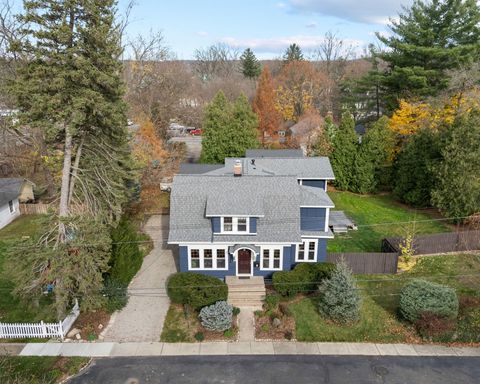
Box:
[283,43,304,63]
[377,0,480,111]
[240,48,261,79]
[11,0,131,316]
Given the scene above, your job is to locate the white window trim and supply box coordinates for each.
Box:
[8,200,15,214]
[260,246,283,271]
[188,245,228,270]
[325,208,330,232]
[220,216,251,235]
[295,239,318,263]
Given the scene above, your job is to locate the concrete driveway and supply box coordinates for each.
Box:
[102,215,176,342]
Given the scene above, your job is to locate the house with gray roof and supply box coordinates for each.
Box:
[0,178,34,229]
[168,150,335,279]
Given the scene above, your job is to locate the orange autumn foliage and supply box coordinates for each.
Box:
[132,117,167,169]
[252,66,282,145]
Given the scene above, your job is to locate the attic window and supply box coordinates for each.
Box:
[220,217,250,234]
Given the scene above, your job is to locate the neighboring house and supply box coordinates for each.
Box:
[168,150,336,279]
[0,178,34,229]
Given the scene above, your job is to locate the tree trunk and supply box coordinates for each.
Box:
[68,134,85,206]
[58,124,73,241]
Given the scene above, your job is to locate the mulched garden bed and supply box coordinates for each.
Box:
[161,303,239,342]
[69,310,110,341]
[255,312,296,340]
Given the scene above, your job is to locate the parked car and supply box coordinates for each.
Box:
[190,129,202,136]
[160,177,173,192]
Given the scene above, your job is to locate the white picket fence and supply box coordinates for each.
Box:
[0,299,80,340]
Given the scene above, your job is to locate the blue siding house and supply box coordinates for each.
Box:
[168,150,335,280]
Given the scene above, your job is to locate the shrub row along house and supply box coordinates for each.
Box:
[168,150,336,280]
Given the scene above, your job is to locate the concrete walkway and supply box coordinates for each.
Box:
[237,307,256,342]
[16,341,480,357]
[101,215,176,342]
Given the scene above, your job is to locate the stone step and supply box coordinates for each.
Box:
[228,286,266,292]
[228,292,265,298]
[229,301,264,308]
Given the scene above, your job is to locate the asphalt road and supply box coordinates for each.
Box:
[69,355,480,384]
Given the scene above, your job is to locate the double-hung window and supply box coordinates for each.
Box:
[296,239,317,262]
[261,247,282,270]
[189,247,228,270]
[221,217,249,234]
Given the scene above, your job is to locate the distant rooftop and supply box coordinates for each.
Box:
[178,163,224,175]
[245,149,304,158]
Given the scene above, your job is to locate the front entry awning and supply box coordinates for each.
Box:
[228,244,260,255]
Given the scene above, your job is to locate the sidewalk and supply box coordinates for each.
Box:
[12,341,480,357]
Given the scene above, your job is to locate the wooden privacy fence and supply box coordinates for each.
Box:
[327,252,399,274]
[19,203,50,215]
[382,230,480,256]
[19,203,88,215]
[0,299,79,340]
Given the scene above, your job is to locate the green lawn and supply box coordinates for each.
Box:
[0,215,56,323]
[327,191,450,252]
[0,356,88,384]
[289,253,480,343]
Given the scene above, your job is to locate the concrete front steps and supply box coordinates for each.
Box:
[226,276,266,309]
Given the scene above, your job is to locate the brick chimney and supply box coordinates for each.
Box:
[233,159,242,177]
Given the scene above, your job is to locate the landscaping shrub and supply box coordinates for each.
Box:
[272,271,303,296]
[102,278,128,313]
[273,262,335,296]
[167,272,228,310]
[194,332,205,342]
[223,329,234,338]
[265,293,280,310]
[199,301,233,331]
[109,216,144,285]
[399,279,459,323]
[233,307,241,316]
[319,261,361,324]
[415,312,456,341]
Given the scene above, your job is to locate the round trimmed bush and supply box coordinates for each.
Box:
[399,279,459,323]
[167,272,228,309]
[199,300,233,331]
[273,262,336,296]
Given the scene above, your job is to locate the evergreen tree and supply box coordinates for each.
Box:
[341,45,386,122]
[330,112,358,190]
[377,0,480,111]
[319,261,361,324]
[200,92,259,163]
[283,43,304,62]
[324,115,338,142]
[240,48,261,79]
[252,66,282,145]
[431,110,480,219]
[394,128,440,207]
[11,0,131,316]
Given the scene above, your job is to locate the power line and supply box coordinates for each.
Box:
[3,215,477,250]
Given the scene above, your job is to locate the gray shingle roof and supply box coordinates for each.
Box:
[245,149,304,158]
[168,175,302,244]
[300,185,334,207]
[0,178,23,207]
[206,194,264,217]
[178,163,224,174]
[206,157,335,180]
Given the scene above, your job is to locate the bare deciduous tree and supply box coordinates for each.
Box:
[193,42,239,80]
